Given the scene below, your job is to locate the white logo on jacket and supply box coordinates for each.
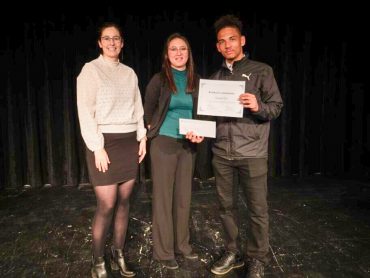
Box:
[242,73,252,80]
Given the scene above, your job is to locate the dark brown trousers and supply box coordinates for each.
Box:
[150,135,195,260]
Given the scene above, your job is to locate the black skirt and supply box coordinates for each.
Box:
[85,132,139,186]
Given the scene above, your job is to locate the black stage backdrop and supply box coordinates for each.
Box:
[0,7,368,189]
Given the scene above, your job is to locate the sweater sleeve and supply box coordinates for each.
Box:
[133,74,147,141]
[76,64,104,151]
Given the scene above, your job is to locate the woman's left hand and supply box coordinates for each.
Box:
[138,137,147,163]
[185,131,204,144]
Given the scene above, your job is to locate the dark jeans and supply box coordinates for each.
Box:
[212,155,269,264]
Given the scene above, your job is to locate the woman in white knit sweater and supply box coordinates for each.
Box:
[77,22,146,278]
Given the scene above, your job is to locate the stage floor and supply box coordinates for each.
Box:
[1,176,370,277]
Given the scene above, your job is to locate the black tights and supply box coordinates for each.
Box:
[92,179,135,257]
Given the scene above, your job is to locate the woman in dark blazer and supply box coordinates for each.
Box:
[144,33,203,269]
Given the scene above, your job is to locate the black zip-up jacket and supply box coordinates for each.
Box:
[210,56,283,159]
[144,72,199,139]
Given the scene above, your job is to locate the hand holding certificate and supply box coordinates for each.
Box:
[179,118,216,138]
[197,79,245,118]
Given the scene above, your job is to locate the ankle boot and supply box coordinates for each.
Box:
[91,255,107,278]
[111,247,136,277]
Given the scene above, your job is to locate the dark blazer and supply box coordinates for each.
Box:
[144,72,200,139]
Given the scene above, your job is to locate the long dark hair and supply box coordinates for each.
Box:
[161,33,196,93]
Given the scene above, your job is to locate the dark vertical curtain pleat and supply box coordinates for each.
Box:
[24,23,41,187]
[318,48,329,176]
[42,49,56,186]
[298,33,311,178]
[6,71,21,188]
[62,50,78,186]
[337,44,348,175]
[279,26,292,177]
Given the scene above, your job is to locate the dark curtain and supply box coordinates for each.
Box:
[0,11,368,189]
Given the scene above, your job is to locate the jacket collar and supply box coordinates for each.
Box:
[221,55,248,71]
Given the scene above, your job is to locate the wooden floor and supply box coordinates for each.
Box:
[0,176,370,277]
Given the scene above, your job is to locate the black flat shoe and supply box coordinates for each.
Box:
[183,252,199,260]
[159,259,179,270]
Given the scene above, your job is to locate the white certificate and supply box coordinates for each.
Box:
[179,119,216,138]
[197,79,245,118]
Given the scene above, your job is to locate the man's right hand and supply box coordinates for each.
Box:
[94,148,110,172]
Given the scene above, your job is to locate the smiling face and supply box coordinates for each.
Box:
[167,37,189,70]
[98,26,123,61]
[216,26,245,64]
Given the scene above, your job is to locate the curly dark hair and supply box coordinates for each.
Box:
[214,14,243,36]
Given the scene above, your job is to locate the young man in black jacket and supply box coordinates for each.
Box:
[209,15,283,278]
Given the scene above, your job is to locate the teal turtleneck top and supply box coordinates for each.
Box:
[159,68,193,138]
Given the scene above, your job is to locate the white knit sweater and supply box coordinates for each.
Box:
[77,55,146,151]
